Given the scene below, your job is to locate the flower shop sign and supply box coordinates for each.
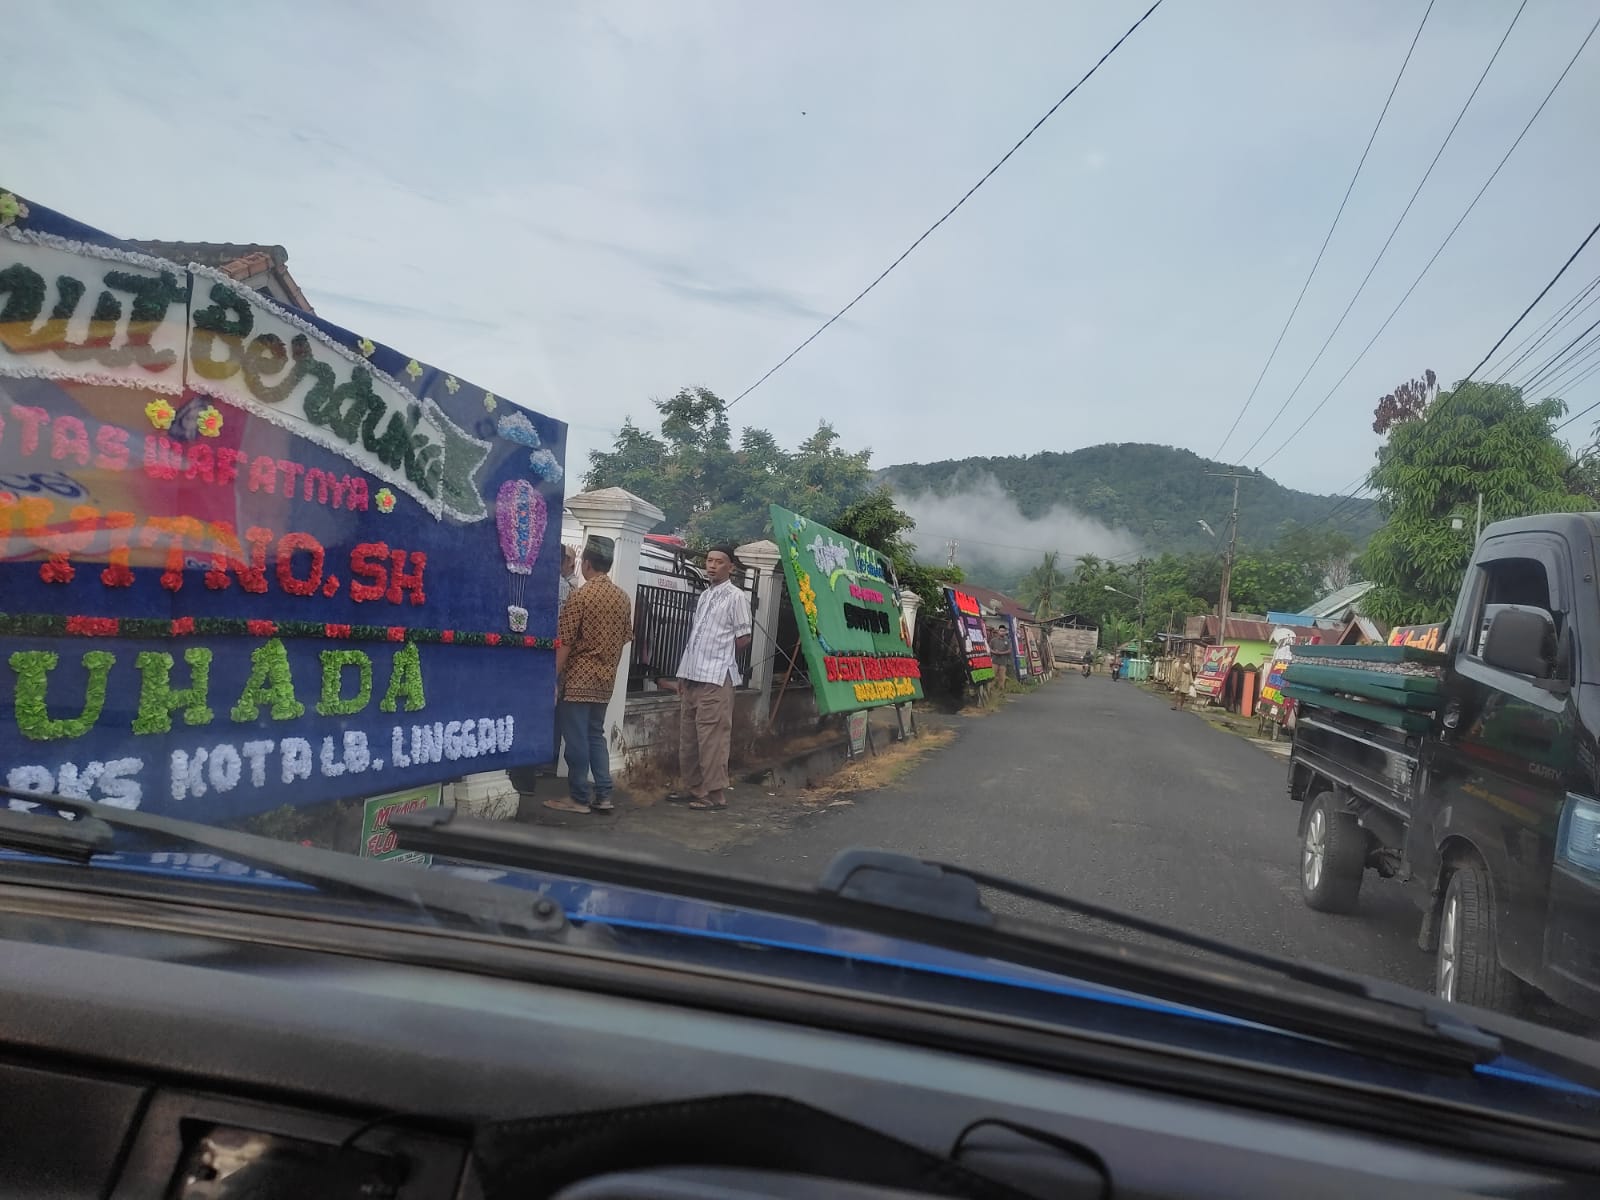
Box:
[0,235,492,520]
[771,504,922,714]
[0,196,567,823]
[946,588,995,684]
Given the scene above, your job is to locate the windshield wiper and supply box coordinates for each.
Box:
[0,788,564,939]
[0,805,114,864]
[389,807,1600,1090]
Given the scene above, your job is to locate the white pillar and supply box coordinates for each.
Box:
[735,539,783,726]
[451,772,519,821]
[565,487,665,762]
[899,592,923,645]
[560,507,585,548]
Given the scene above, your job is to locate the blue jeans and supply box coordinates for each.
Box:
[559,701,611,804]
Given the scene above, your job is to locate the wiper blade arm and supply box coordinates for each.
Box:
[0,805,114,864]
[391,809,1523,1077]
[0,789,564,938]
[821,850,1509,1059]
[835,852,1600,1097]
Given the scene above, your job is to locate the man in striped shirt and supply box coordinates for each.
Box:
[666,544,752,811]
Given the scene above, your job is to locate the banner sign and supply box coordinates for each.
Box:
[1388,622,1444,651]
[360,783,444,864]
[946,588,995,684]
[771,504,922,714]
[1005,616,1029,678]
[1194,644,1238,697]
[0,195,566,822]
[1024,623,1045,676]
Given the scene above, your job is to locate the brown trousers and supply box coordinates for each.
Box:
[679,679,734,796]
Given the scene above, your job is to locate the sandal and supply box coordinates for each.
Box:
[687,797,724,810]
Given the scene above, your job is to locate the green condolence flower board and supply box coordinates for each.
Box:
[771,504,923,714]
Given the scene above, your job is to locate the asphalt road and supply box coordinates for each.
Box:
[721,675,1434,994]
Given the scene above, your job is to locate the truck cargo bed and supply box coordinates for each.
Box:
[1291,702,1420,822]
[1283,685,1435,733]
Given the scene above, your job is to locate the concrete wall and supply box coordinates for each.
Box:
[616,687,824,789]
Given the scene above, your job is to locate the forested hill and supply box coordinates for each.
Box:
[878,443,1380,557]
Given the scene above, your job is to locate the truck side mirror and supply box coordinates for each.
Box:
[1481,605,1559,682]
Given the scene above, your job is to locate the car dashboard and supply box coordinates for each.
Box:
[1,886,1597,1199]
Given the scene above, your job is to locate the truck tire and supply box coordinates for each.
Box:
[1436,859,1521,1014]
[1300,791,1364,913]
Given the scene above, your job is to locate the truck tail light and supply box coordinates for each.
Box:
[1558,795,1600,874]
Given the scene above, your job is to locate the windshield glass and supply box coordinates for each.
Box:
[4,0,1600,1081]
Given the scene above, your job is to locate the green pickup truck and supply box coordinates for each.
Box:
[1287,514,1600,1019]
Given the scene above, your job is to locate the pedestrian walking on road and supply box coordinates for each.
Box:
[664,544,752,811]
[1171,654,1196,711]
[545,543,633,815]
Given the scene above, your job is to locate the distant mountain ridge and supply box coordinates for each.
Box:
[878,443,1380,559]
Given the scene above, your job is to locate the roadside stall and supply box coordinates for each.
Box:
[0,194,565,848]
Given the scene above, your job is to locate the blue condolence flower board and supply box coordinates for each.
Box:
[0,190,565,821]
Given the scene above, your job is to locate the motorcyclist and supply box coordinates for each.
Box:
[1080,650,1092,678]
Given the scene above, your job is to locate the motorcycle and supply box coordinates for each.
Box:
[1080,660,1091,678]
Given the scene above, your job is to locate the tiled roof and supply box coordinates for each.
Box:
[129,240,288,269]
[129,240,313,313]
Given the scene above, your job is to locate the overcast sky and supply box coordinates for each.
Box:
[7,0,1599,497]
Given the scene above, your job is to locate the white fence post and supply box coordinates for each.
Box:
[735,539,783,727]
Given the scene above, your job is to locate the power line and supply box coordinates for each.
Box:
[1290,181,1600,529]
[1529,337,1600,400]
[1515,316,1600,397]
[1527,325,1600,394]
[1212,0,1435,459]
[1311,477,1376,531]
[1232,0,1528,464]
[725,0,1168,410]
[1487,270,1600,381]
[1555,375,1600,434]
[1464,215,1600,383]
[1251,13,1600,469]
[1554,358,1600,414]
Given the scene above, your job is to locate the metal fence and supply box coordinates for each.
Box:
[629,544,758,691]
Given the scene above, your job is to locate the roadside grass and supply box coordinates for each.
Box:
[810,725,957,799]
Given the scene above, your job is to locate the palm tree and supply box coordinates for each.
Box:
[1017,551,1069,620]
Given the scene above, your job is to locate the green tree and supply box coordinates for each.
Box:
[1359,381,1586,626]
[585,387,873,545]
[1016,552,1070,620]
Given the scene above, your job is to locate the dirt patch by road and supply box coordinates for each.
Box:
[806,726,956,801]
[521,720,957,855]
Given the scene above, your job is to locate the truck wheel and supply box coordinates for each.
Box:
[1437,860,1520,1014]
[1301,792,1364,913]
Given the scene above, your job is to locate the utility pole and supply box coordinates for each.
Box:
[1475,492,1483,543]
[1136,559,1148,659]
[1206,470,1252,648]
[945,538,959,568]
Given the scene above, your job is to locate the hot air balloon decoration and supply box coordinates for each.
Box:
[495,479,547,632]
